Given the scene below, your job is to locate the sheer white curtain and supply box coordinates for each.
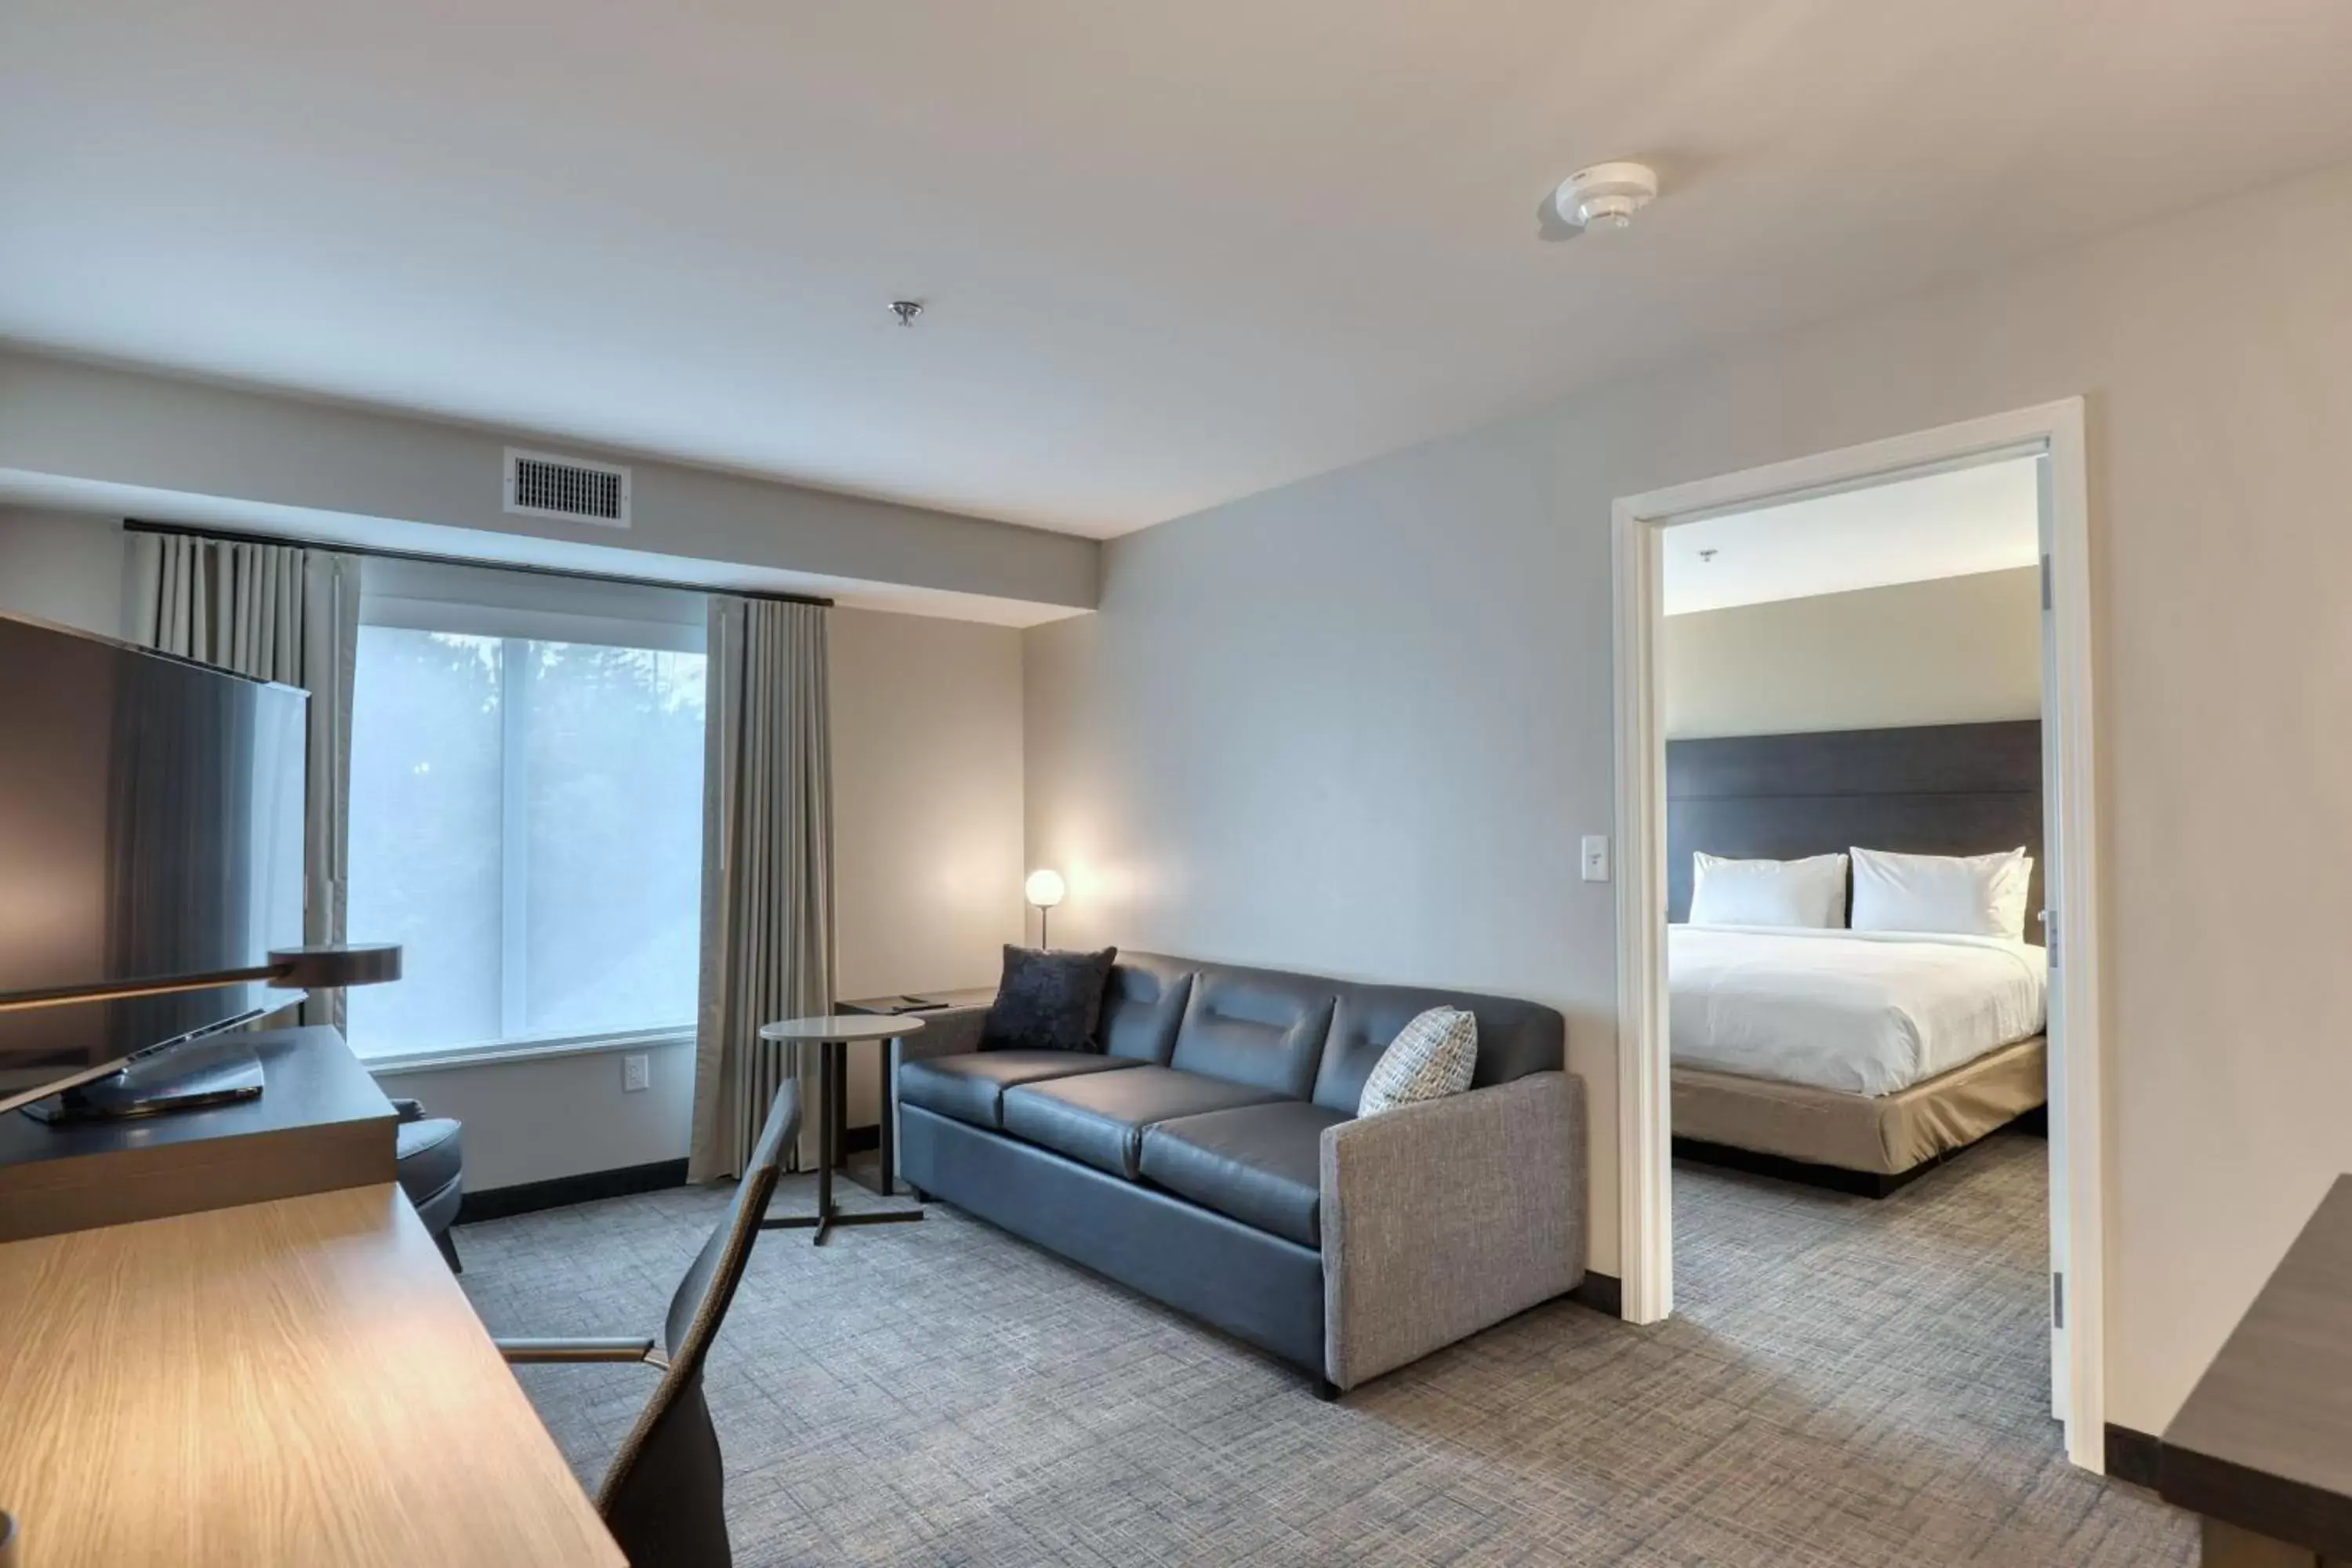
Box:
[688,597,834,1178]
[129,531,363,1029]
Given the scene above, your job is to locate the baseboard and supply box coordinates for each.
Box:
[1568,1270,1622,1317]
[456,1157,689,1225]
[2104,1423,2162,1489]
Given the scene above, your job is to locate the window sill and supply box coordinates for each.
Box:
[361,1026,695,1077]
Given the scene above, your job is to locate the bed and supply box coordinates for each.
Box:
[1666,721,2048,1195]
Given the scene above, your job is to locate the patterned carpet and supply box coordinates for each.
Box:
[456,1131,2193,1566]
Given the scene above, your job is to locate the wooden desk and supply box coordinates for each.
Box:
[0,1183,623,1567]
[2162,1175,2352,1566]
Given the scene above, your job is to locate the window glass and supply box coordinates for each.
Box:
[345,626,705,1058]
[518,642,707,1037]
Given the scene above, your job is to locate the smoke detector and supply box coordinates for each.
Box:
[1554,162,1658,232]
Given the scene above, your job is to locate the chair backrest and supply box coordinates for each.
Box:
[596,1084,800,1568]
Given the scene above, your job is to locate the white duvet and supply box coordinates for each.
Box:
[1668,925,2047,1097]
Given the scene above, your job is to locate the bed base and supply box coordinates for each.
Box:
[1675,1111,2042,1200]
[1671,1034,2047,1198]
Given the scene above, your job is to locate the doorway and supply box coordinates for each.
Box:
[1608,400,2105,1471]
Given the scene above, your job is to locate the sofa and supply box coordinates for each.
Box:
[892,952,1584,1394]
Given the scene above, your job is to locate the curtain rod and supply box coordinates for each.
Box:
[122,519,835,609]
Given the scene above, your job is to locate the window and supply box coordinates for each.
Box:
[346,624,707,1061]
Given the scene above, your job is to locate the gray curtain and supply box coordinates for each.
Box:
[688,597,834,1180]
[129,531,363,1030]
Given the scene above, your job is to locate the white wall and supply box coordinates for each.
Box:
[1661,566,2042,739]
[830,607,1027,1126]
[1022,155,2352,1436]
[0,507,127,636]
[375,1040,698,1192]
[376,607,1027,1191]
[0,510,1027,1192]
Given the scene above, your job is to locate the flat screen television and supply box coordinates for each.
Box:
[0,612,308,1114]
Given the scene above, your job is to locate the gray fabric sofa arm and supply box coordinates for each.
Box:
[1319,1069,1585,1391]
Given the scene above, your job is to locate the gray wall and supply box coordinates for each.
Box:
[1022,155,2352,1436]
[0,508,128,636]
[1662,567,2042,739]
[0,350,1097,613]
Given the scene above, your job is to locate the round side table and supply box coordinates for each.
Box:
[755,1014,927,1245]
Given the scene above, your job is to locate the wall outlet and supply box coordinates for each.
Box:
[622,1053,650,1093]
[1581,835,1610,883]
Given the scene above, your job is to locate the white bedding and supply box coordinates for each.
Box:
[1668,925,2047,1096]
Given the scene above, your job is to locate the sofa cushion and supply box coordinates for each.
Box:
[1139,1100,1348,1249]
[980,945,1119,1053]
[1099,955,1197,1062]
[1000,1065,1287,1179]
[1167,964,1338,1098]
[898,1050,1139,1131]
[1312,980,1566,1112]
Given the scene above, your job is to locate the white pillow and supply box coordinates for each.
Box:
[1849,846,2034,940]
[1358,1007,1478,1116]
[1687,851,1849,929]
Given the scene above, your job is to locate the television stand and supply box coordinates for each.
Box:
[20,1036,265,1125]
[0,1025,394,1243]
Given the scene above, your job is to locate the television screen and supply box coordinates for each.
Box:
[0,612,307,1107]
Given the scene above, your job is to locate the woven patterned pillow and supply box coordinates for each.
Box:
[1357,1007,1479,1116]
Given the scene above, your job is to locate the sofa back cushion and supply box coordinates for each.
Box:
[1099,955,1196,1062]
[1167,963,1338,1099]
[1312,980,1565,1114]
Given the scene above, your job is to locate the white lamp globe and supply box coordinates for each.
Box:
[1024,869,1066,909]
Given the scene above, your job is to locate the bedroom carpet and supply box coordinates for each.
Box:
[456,1132,2192,1566]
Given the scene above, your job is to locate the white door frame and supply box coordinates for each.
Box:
[1609,397,2106,1471]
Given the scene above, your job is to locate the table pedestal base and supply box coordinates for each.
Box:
[760,1208,924,1247]
[759,1035,925,1245]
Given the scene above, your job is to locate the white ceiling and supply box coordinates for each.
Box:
[1662,456,2041,615]
[5,3,2351,539]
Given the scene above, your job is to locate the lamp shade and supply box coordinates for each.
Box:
[1024,869,1066,909]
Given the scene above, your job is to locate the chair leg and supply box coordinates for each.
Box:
[435,1229,464,1274]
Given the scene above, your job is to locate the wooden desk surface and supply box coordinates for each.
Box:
[840,986,996,1015]
[0,1184,624,1568]
[2162,1174,2352,1559]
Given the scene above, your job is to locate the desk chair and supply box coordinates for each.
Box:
[495,1085,800,1568]
[390,1097,465,1272]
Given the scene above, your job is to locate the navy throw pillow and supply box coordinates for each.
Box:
[980,945,1118,1053]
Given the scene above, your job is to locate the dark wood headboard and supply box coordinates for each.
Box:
[1665,720,2045,945]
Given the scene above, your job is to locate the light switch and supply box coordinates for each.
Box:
[1581,835,1610,883]
[623,1053,651,1092]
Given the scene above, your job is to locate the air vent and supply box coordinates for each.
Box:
[503,448,631,528]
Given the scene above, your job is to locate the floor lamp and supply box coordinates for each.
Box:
[1025,869,1065,949]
